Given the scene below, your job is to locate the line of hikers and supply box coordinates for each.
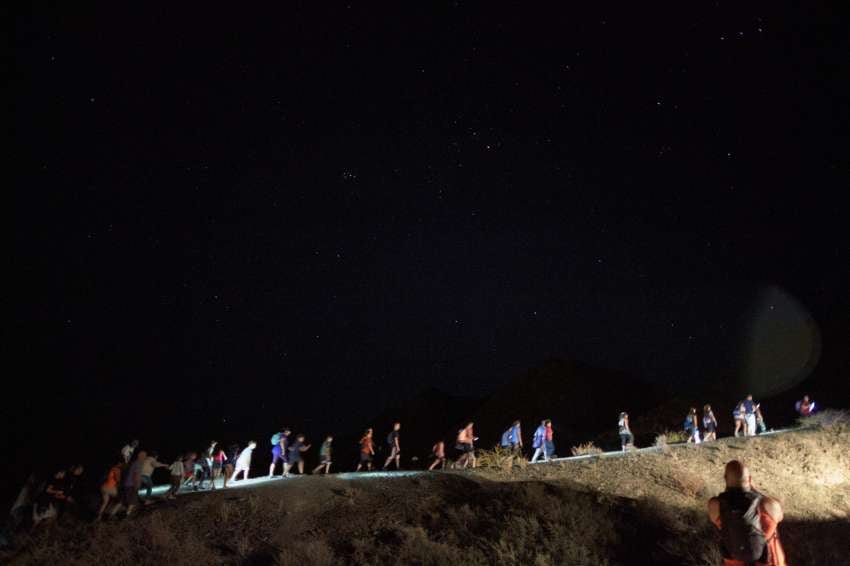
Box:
[4,394,818,537]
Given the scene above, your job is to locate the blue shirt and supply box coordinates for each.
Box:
[743,400,755,414]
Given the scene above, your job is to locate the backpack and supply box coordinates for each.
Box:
[500,430,511,447]
[718,490,768,562]
[271,432,282,446]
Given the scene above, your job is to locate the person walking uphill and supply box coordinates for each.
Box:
[356,429,375,472]
[742,395,758,437]
[383,422,402,470]
[618,412,633,451]
[708,460,786,566]
[530,420,552,463]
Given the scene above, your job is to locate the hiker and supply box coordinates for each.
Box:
[210,444,227,490]
[708,460,786,566]
[194,449,211,489]
[755,404,768,434]
[312,436,333,474]
[230,441,256,482]
[742,395,758,437]
[141,451,168,503]
[500,420,523,454]
[795,395,815,417]
[121,439,139,464]
[356,429,375,472]
[33,469,67,525]
[97,460,123,519]
[685,408,701,443]
[204,441,218,488]
[269,429,291,478]
[733,402,747,437]
[284,434,311,475]
[543,420,555,458]
[618,412,634,451]
[225,443,240,486]
[111,450,146,518]
[7,474,37,533]
[703,405,718,442]
[530,420,549,463]
[428,440,446,470]
[455,422,477,469]
[182,452,198,490]
[167,455,184,499]
[64,464,85,515]
[383,422,402,470]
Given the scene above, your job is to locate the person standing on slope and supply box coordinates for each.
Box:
[383,422,402,470]
[356,429,375,472]
[500,420,523,455]
[742,395,758,437]
[530,420,549,463]
[703,405,718,442]
[708,460,786,566]
[428,440,446,470]
[230,441,256,482]
[795,395,815,417]
[733,402,747,437]
[618,412,634,451]
[269,429,291,478]
[685,408,701,443]
[284,434,311,475]
[312,436,333,474]
[455,422,477,468]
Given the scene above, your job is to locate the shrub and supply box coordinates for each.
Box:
[476,446,528,472]
[570,442,603,456]
[797,409,850,431]
[654,430,688,448]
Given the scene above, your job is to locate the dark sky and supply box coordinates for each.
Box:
[9,4,848,464]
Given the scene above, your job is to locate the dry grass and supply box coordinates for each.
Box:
[654,430,688,449]
[5,426,849,565]
[476,446,528,472]
[570,441,604,456]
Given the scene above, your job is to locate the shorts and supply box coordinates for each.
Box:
[272,445,287,465]
[456,443,474,453]
[101,485,118,498]
[288,453,302,464]
[705,422,716,433]
[388,446,400,458]
[619,432,633,445]
[360,452,373,463]
[213,461,223,470]
[320,455,332,464]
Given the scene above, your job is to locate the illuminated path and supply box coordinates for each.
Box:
[141,427,800,498]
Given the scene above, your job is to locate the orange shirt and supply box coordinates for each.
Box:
[360,436,373,454]
[102,465,121,489]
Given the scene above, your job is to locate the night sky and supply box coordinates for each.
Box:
[9,4,848,483]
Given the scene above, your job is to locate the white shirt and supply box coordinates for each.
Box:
[121,444,135,463]
[236,447,254,468]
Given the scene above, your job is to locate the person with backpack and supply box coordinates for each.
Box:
[703,405,718,442]
[383,422,402,470]
[312,436,333,474]
[708,460,786,566]
[684,408,701,443]
[230,441,257,483]
[530,420,549,463]
[269,429,291,478]
[618,412,633,451]
[356,429,375,472]
[500,420,523,454]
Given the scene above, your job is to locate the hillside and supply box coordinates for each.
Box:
[5,417,849,565]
